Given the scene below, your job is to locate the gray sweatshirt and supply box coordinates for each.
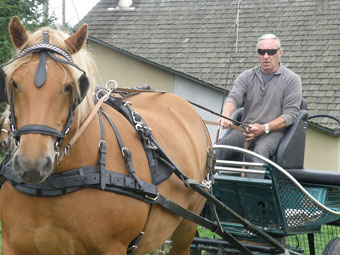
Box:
[226,64,302,130]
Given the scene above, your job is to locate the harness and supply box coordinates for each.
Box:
[0,92,217,254]
[0,30,274,255]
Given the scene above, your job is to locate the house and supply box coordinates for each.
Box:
[77,0,340,171]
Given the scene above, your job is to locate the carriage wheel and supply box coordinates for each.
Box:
[323,237,340,255]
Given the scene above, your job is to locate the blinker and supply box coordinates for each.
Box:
[78,73,90,104]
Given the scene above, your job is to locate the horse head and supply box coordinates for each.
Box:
[3,17,95,183]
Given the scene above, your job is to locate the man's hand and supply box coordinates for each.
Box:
[218,101,235,129]
[218,117,233,129]
[245,123,265,141]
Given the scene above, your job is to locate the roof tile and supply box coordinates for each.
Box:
[78,0,340,129]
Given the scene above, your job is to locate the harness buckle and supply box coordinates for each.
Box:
[64,144,72,155]
[121,147,129,157]
[201,179,212,190]
[54,151,60,164]
[144,137,158,150]
[64,127,71,136]
[99,140,106,148]
[105,80,118,90]
[96,88,112,102]
[10,123,15,133]
[54,140,61,151]
[135,123,143,130]
[127,245,138,252]
[145,192,159,201]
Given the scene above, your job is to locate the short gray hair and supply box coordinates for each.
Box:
[256,34,281,49]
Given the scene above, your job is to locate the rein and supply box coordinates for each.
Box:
[114,87,249,131]
[56,91,109,163]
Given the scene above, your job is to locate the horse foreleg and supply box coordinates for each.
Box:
[169,219,197,255]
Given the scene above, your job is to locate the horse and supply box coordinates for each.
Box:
[0,105,15,155]
[0,16,212,255]
[0,108,9,150]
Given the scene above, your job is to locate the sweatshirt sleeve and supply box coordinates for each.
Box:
[225,70,249,109]
[281,73,302,126]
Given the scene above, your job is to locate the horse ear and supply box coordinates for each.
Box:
[9,16,28,49]
[65,24,88,54]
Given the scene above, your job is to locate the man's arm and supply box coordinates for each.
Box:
[218,101,235,129]
[218,70,250,129]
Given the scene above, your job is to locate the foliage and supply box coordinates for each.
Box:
[197,226,221,239]
[286,225,340,254]
[0,0,56,64]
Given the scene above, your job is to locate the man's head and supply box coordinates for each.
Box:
[256,34,282,73]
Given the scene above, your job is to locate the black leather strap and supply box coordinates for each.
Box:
[15,124,63,138]
[127,204,153,255]
[101,109,144,189]
[34,31,49,87]
[1,163,158,199]
[155,194,253,255]
[97,111,107,190]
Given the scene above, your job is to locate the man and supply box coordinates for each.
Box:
[216,34,302,169]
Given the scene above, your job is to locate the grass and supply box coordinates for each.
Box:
[285,225,340,254]
[194,225,340,255]
[0,224,338,254]
[0,224,1,255]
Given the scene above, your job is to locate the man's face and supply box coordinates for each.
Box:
[257,38,282,73]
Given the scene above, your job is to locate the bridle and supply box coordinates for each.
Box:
[0,30,90,157]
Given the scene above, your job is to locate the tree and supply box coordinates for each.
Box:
[0,0,56,64]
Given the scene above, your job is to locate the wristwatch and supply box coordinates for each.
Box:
[264,124,270,134]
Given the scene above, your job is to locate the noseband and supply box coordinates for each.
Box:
[0,30,90,156]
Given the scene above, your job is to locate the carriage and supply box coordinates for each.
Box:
[190,145,340,255]
[187,97,340,254]
[1,16,340,255]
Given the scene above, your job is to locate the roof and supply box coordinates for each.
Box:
[78,0,340,131]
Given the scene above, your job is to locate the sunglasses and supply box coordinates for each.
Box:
[257,48,280,56]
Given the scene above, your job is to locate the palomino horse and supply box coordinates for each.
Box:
[0,107,10,151]
[0,17,212,255]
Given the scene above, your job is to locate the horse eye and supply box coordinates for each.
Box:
[64,84,73,93]
[12,81,17,89]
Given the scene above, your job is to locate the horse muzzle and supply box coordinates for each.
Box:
[13,152,53,184]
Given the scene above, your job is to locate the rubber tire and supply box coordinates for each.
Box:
[323,237,340,255]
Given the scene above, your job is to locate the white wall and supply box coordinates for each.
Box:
[173,75,226,143]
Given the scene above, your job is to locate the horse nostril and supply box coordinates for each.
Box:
[40,156,53,177]
[13,154,24,178]
[12,153,54,184]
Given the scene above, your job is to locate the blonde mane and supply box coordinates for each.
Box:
[4,26,97,127]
